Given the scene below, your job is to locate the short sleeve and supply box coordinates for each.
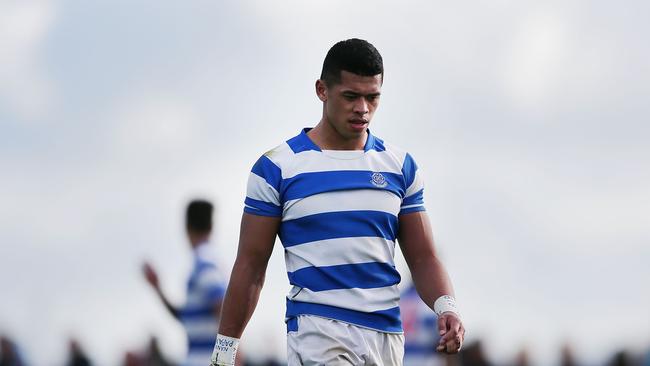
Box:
[400,153,425,215]
[244,154,283,217]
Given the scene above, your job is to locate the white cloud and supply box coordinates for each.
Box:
[0,0,58,123]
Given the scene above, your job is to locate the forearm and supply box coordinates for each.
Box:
[217,257,267,338]
[398,211,457,310]
[154,288,180,319]
[408,254,455,310]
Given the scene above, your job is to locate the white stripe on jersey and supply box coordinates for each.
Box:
[289,285,400,313]
[400,203,425,210]
[282,189,401,221]
[284,236,396,273]
[405,170,424,197]
[279,149,405,179]
[182,318,218,337]
[246,172,280,205]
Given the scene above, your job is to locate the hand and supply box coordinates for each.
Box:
[436,312,465,354]
[142,262,160,289]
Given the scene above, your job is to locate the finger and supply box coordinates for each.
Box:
[445,338,461,354]
[437,315,447,336]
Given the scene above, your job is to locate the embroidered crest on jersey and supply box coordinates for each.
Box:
[371,172,388,188]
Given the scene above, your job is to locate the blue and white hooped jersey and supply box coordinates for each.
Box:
[244,128,426,334]
[179,243,227,366]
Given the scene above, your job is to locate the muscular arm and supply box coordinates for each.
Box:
[398,211,454,305]
[217,213,280,338]
[398,211,464,353]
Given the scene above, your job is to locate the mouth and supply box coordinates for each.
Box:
[348,119,368,130]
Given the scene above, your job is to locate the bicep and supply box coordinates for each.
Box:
[236,213,281,267]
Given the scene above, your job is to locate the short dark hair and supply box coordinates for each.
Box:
[320,38,383,86]
[185,199,213,233]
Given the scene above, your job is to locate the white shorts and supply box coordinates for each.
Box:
[287,315,404,366]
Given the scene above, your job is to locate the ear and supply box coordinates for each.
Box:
[315,79,328,102]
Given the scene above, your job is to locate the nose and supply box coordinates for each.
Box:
[353,98,369,115]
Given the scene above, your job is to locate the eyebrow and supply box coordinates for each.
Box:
[341,91,381,97]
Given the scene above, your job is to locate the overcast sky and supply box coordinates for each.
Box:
[1,1,649,365]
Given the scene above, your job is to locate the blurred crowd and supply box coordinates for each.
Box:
[2,332,650,366]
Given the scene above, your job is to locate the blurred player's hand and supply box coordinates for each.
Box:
[142,262,160,289]
[436,312,465,354]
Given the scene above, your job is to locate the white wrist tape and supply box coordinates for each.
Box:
[210,334,239,366]
[433,295,460,317]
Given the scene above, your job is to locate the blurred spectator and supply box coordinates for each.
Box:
[560,342,578,366]
[512,347,530,366]
[65,339,91,366]
[143,199,227,366]
[123,351,145,366]
[0,336,26,366]
[400,283,444,366]
[458,340,491,366]
[607,350,633,366]
[143,337,173,366]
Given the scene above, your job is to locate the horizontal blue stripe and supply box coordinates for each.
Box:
[401,153,419,189]
[288,262,400,292]
[286,300,402,333]
[402,188,424,206]
[180,306,213,319]
[279,210,398,247]
[188,261,217,290]
[244,196,282,216]
[286,317,298,332]
[399,205,426,215]
[251,155,282,191]
[188,338,217,349]
[205,286,225,302]
[281,171,405,201]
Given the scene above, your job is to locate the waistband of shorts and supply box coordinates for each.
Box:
[285,299,403,334]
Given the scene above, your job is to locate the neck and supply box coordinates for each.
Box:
[308,118,367,150]
[189,232,210,247]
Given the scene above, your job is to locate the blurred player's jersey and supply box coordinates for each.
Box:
[179,242,226,366]
[401,285,443,366]
[244,128,425,334]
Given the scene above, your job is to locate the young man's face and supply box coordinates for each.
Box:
[317,70,382,143]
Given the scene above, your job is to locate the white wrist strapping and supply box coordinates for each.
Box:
[433,295,460,317]
[210,334,239,366]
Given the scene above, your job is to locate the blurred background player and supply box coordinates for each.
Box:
[401,283,443,366]
[143,199,227,366]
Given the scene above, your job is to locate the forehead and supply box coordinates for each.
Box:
[334,70,382,93]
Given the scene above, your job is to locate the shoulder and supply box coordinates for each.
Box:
[371,135,412,168]
[255,129,312,169]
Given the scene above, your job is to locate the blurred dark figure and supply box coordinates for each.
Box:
[143,199,228,366]
[512,347,530,366]
[0,336,26,366]
[65,339,91,366]
[143,337,173,366]
[560,342,578,366]
[607,350,633,366]
[458,340,491,366]
[123,351,145,366]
